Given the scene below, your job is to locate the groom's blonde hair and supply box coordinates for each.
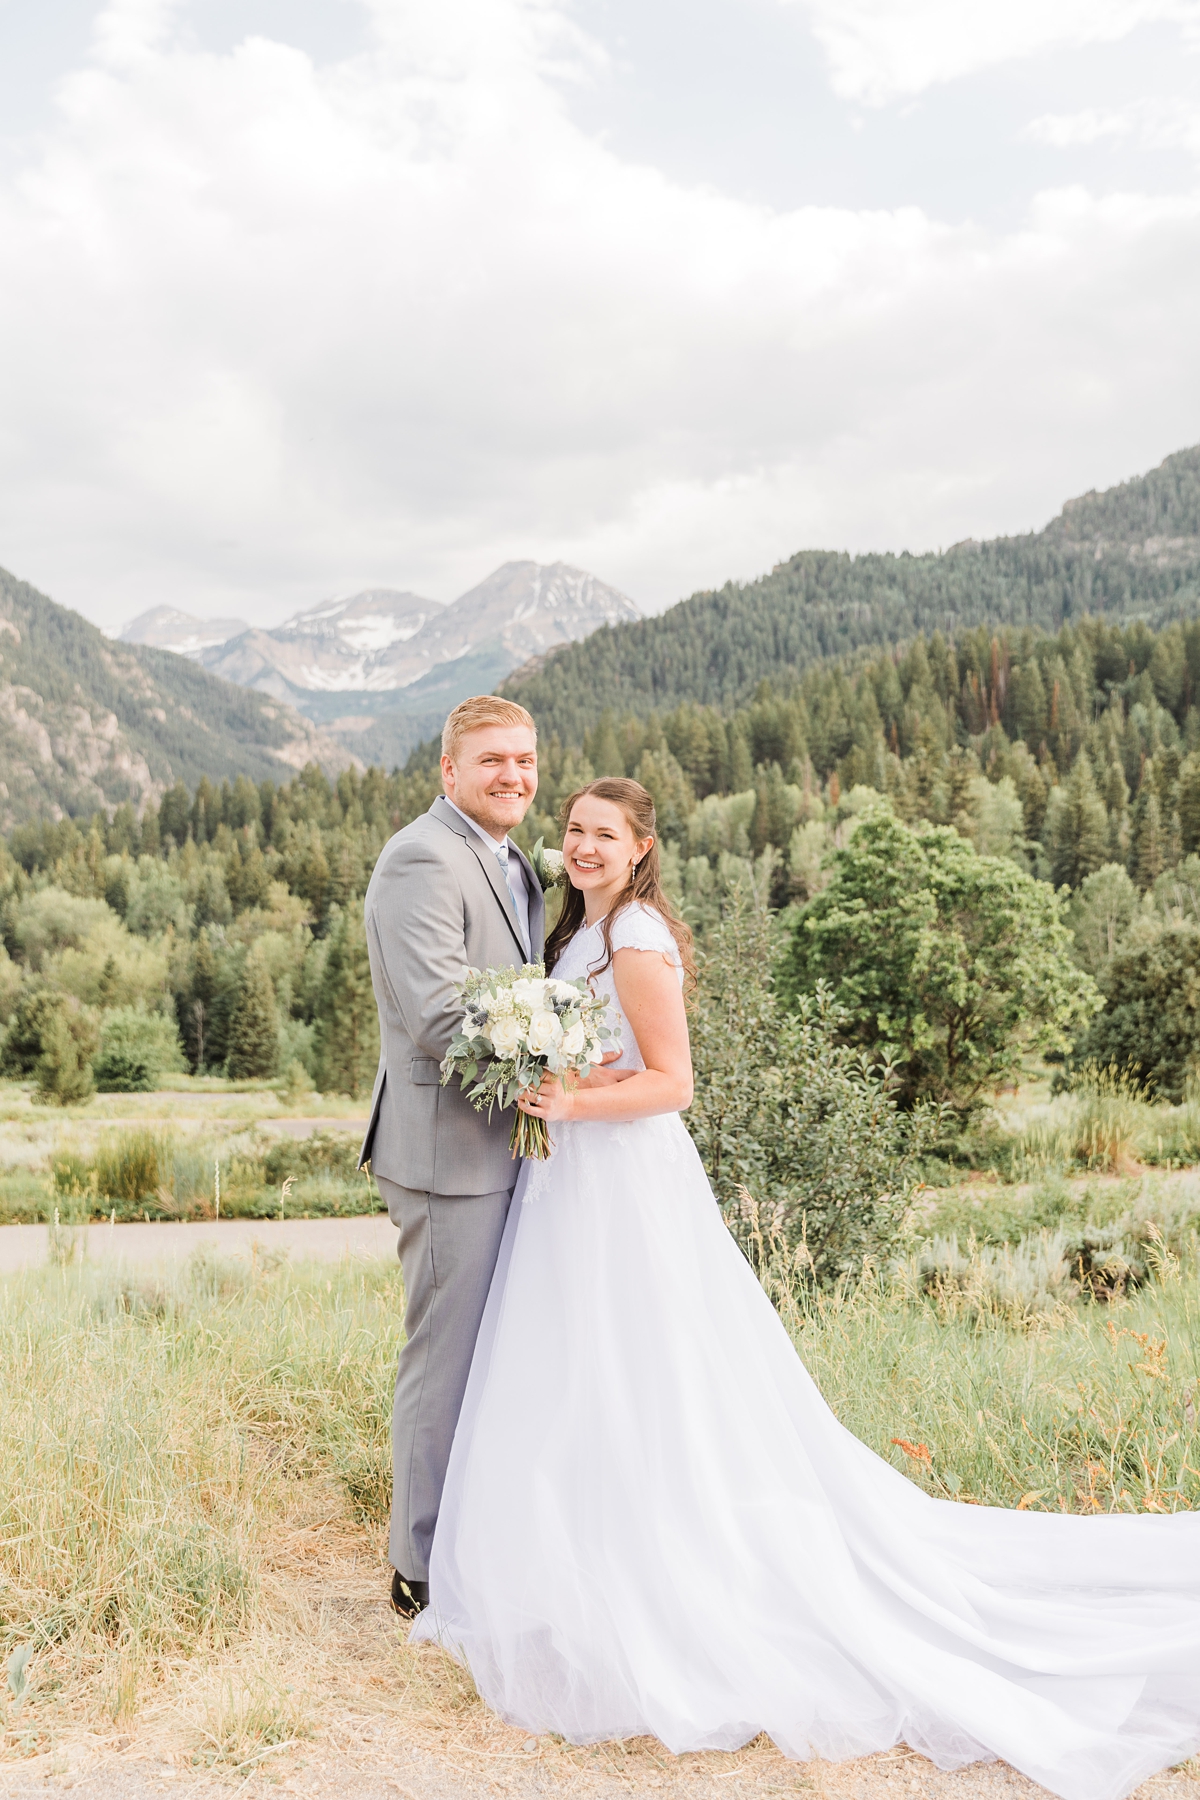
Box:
[441,695,537,762]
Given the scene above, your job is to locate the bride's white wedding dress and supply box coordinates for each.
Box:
[411,903,1200,1800]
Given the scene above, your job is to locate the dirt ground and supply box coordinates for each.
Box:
[1,1502,1196,1800]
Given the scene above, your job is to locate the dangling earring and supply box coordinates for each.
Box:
[630,859,639,883]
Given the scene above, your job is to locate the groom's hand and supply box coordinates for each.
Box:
[580,1051,634,1088]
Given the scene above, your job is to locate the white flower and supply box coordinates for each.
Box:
[559,1021,586,1057]
[484,987,513,1017]
[511,978,544,1009]
[528,1010,563,1053]
[541,848,565,877]
[488,1015,523,1058]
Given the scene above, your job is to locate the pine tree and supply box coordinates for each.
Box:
[313,909,379,1097]
[1011,660,1048,747]
[139,804,161,858]
[729,723,753,792]
[225,950,279,1080]
[185,927,217,1071]
[28,997,97,1105]
[1059,752,1109,888]
[589,715,623,777]
[1179,752,1200,856]
[1135,793,1166,890]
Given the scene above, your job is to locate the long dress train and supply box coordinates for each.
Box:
[411,904,1200,1800]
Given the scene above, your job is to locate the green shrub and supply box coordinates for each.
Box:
[1,987,98,1104]
[93,1006,186,1092]
[0,986,56,1076]
[261,1130,359,1186]
[92,1046,154,1093]
[899,1229,1081,1325]
[686,873,941,1285]
[1073,924,1200,1101]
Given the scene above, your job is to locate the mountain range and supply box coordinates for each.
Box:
[0,568,354,831]
[502,444,1200,743]
[121,561,643,766]
[5,444,1200,830]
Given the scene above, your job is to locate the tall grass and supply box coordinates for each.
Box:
[43,1128,380,1223]
[0,1253,400,1699]
[735,1220,1200,1513]
[3,1235,1198,1735]
[994,1069,1200,1179]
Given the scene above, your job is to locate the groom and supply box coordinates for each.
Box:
[360,694,545,1617]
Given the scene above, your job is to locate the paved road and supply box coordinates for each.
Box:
[0,1214,396,1272]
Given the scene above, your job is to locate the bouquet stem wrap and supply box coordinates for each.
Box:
[440,961,619,1162]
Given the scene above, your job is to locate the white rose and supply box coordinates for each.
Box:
[541,848,565,879]
[488,1015,523,1058]
[528,1010,563,1053]
[511,978,544,1009]
[559,1021,586,1058]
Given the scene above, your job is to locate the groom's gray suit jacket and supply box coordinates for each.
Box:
[359,796,546,1195]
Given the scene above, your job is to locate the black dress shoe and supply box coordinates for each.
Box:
[390,1570,429,1617]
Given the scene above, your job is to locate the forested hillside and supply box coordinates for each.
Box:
[8,437,1200,1105]
[3,608,1200,1101]
[503,446,1200,739]
[0,566,353,828]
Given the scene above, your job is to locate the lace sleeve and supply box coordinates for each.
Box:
[608,904,681,964]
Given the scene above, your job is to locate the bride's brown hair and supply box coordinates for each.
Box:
[544,778,695,990]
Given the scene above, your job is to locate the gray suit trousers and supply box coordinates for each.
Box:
[379,1174,514,1581]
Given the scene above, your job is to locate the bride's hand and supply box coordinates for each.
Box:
[517,1071,577,1123]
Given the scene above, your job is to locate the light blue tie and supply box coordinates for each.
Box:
[495,844,528,952]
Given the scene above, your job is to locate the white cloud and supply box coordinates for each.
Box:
[0,0,1197,635]
[795,0,1200,105]
[1024,97,1200,152]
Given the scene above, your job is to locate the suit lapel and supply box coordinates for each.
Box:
[431,797,529,961]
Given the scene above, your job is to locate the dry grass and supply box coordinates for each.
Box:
[8,1500,1195,1800]
[3,1252,1200,1800]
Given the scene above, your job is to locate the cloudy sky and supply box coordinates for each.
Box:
[0,0,1198,632]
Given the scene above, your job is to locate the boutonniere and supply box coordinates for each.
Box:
[529,837,567,893]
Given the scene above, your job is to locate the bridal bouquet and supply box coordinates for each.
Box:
[440,962,619,1160]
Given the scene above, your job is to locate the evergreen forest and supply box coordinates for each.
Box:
[503,445,1200,737]
[7,606,1200,1110]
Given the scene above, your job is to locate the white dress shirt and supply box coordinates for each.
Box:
[443,797,531,957]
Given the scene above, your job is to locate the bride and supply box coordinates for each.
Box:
[411,777,1200,1800]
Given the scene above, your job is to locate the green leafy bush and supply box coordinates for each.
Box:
[93,1006,187,1092]
[1073,924,1200,1101]
[780,812,1100,1114]
[261,1130,360,1186]
[686,872,940,1285]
